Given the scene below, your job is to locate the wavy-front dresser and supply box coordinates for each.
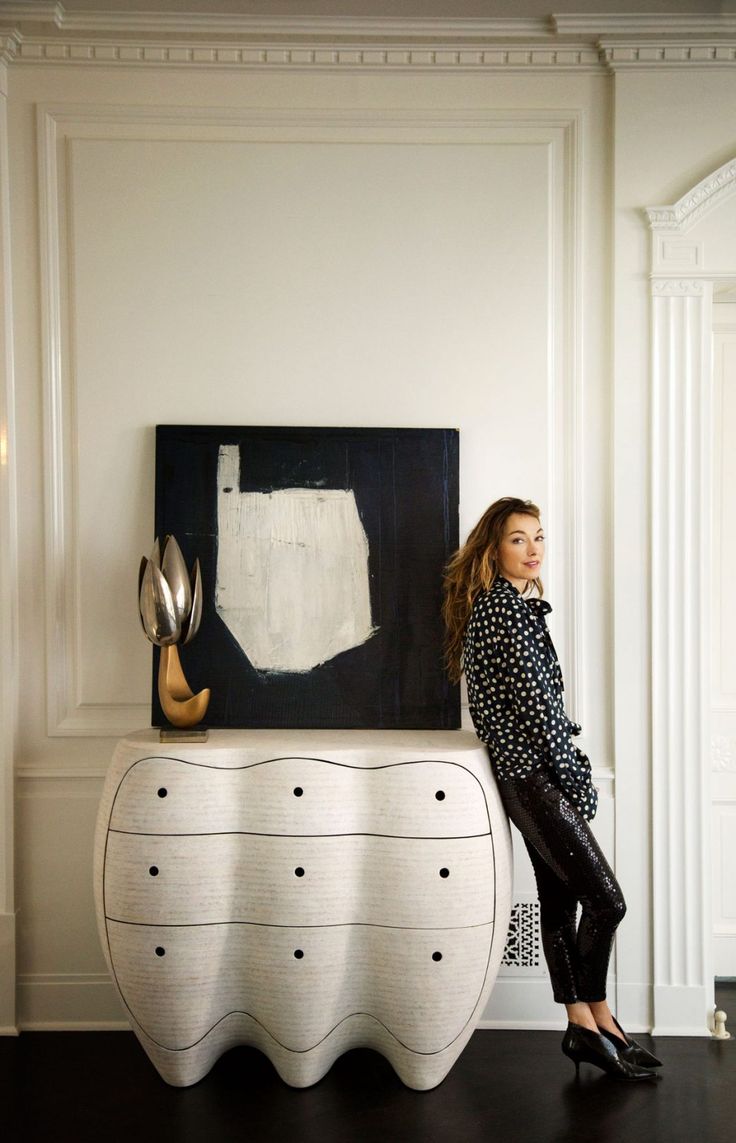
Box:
[94,730,512,1089]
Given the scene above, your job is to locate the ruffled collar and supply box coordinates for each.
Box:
[493,574,552,616]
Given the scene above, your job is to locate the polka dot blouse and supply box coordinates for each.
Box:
[463,574,598,821]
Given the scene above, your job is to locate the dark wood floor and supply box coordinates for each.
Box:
[3,987,735,1143]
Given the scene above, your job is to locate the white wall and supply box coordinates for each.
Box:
[1,14,734,1036]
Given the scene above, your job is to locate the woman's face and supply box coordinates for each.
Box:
[497,512,545,590]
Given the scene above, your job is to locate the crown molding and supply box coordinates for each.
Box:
[0,6,735,72]
[0,29,19,64]
[0,5,554,40]
[0,3,62,26]
[9,40,604,70]
[0,4,731,41]
[8,9,554,40]
[601,40,736,70]
[554,13,736,37]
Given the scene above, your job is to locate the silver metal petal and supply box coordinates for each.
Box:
[161,534,192,624]
[182,558,203,644]
[138,557,149,634]
[139,559,181,646]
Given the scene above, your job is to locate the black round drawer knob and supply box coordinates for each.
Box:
[293,787,304,797]
[294,867,305,877]
[149,866,159,877]
[435,790,446,801]
[432,951,443,962]
[294,949,304,959]
[155,947,166,957]
[157,788,168,799]
[439,868,450,878]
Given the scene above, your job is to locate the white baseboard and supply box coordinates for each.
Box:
[17,973,129,1029]
[652,983,715,1036]
[16,971,713,1036]
[19,1020,131,1031]
[480,974,652,1030]
[481,977,567,1028]
[478,1018,563,1031]
[485,976,714,1036]
[613,981,653,1034]
[714,934,736,978]
[0,911,16,1032]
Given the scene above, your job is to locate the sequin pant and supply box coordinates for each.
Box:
[496,767,626,1004]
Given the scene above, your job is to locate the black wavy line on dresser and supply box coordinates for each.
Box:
[106,918,493,931]
[112,754,491,774]
[101,754,501,1058]
[104,918,500,1059]
[130,1000,493,1058]
[109,829,492,839]
[106,755,494,839]
[103,755,496,932]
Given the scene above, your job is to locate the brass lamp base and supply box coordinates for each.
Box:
[158,644,210,730]
[159,727,209,743]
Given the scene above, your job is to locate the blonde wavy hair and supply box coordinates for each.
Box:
[441,497,543,683]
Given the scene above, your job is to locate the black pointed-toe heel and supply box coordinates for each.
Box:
[597,1016,663,1069]
[561,1023,660,1082]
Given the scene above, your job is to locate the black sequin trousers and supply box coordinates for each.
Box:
[496,767,626,1004]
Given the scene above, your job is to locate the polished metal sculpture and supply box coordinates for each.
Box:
[138,535,210,735]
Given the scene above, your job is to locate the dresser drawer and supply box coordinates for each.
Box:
[103,832,496,928]
[106,919,497,1055]
[109,756,490,837]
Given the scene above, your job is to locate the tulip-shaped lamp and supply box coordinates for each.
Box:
[138,535,210,735]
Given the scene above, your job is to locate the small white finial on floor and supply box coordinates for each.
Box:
[713,1010,731,1040]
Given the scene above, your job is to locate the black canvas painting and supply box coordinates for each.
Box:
[153,425,460,729]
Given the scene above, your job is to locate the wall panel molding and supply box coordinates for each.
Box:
[0,51,18,1034]
[38,104,584,738]
[712,736,736,773]
[16,768,106,785]
[0,912,16,1034]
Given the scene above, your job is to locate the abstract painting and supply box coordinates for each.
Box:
[153,425,460,729]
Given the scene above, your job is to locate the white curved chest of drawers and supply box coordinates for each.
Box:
[94,730,512,1090]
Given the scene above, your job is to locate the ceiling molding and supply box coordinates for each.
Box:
[0,29,19,64]
[0,5,554,40]
[0,5,734,72]
[600,40,736,70]
[0,3,62,26]
[9,40,605,70]
[554,13,736,37]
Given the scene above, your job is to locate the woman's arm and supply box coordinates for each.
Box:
[489,607,599,821]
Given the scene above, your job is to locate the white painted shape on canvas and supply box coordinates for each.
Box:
[216,444,376,672]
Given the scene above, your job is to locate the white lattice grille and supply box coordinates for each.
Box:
[502,901,541,968]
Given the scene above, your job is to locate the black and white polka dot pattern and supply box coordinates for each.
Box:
[463,574,598,821]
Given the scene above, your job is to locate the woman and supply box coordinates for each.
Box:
[442,496,661,1082]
